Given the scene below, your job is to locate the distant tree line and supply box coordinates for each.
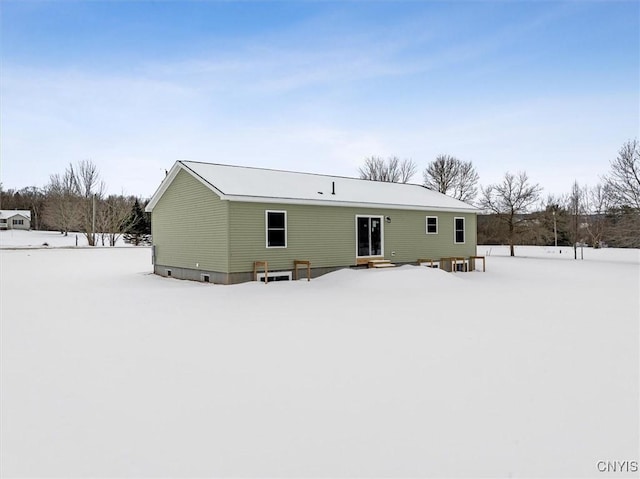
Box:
[358,139,640,255]
[0,159,151,246]
[3,140,637,253]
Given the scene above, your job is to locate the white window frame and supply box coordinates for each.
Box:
[454,217,465,244]
[426,216,438,235]
[265,210,287,249]
[355,215,384,258]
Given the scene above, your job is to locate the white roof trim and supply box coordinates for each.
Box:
[224,194,478,212]
[145,162,228,212]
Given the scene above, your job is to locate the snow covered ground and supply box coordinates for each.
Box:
[479,244,640,264]
[0,229,132,248]
[1,242,638,477]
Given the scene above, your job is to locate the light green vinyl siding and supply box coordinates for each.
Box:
[152,169,229,272]
[228,201,476,273]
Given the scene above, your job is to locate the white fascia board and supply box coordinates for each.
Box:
[145,161,229,212]
[145,163,182,212]
[223,194,479,213]
[179,161,228,199]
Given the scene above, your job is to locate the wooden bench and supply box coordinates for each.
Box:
[294,260,311,281]
[253,261,268,283]
[451,257,468,272]
[439,257,468,272]
[417,258,439,268]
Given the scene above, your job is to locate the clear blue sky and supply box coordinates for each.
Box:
[1,0,638,199]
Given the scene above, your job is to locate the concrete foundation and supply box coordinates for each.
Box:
[153,264,347,284]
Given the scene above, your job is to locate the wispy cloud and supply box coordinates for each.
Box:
[1,1,637,197]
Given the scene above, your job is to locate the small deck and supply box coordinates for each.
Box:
[418,256,485,273]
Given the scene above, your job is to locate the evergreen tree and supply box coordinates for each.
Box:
[123,199,151,245]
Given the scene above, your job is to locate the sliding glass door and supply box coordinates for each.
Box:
[357,216,382,257]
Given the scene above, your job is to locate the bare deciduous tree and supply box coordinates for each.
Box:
[583,183,609,248]
[566,180,587,259]
[97,194,135,246]
[479,171,542,256]
[358,156,417,183]
[602,139,640,247]
[398,158,417,183]
[543,194,566,247]
[43,166,81,235]
[75,160,105,246]
[423,154,479,203]
[41,160,106,244]
[604,139,640,209]
[424,155,458,193]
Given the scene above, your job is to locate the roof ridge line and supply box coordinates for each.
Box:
[178,160,427,188]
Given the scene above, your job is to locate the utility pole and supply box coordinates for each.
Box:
[92,194,96,246]
[552,209,558,248]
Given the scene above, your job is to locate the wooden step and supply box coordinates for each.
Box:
[368,259,396,268]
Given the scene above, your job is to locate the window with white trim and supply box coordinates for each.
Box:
[426,216,438,234]
[12,219,24,225]
[266,211,287,248]
[454,217,465,244]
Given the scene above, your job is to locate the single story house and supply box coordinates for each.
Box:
[145,161,479,284]
[0,210,31,230]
